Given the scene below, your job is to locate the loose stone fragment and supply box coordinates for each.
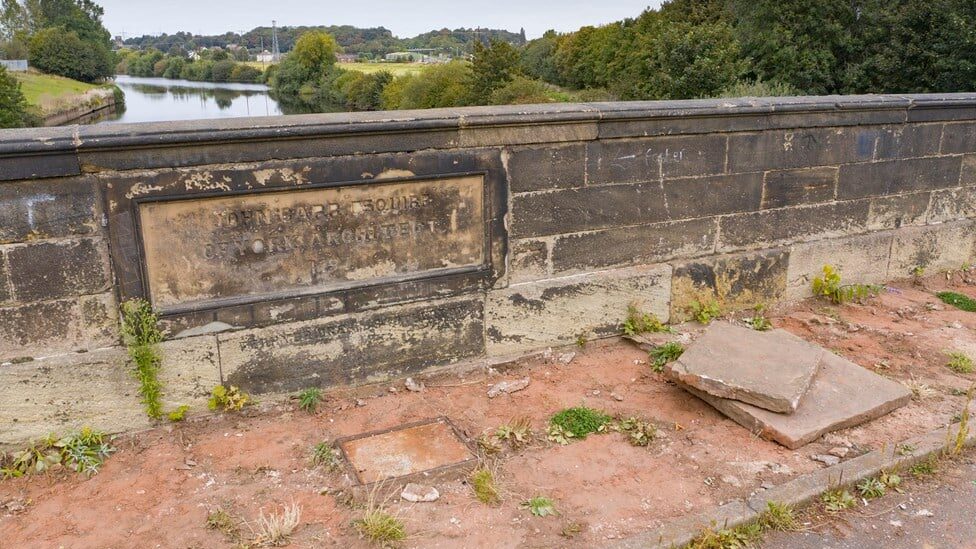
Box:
[811,454,841,466]
[487,378,531,399]
[401,483,439,503]
[405,378,424,392]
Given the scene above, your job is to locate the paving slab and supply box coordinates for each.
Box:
[677,351,912,449]
[338,417,475,485]
[666,321,823,413]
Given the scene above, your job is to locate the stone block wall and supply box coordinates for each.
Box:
[1,95,974,447]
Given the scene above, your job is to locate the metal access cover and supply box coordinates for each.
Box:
[338,417,476,485]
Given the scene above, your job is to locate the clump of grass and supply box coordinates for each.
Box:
[622,303,670,336]
[522,496,557,517]
[813,265,882,304]
[946,383,974,457]
[857,477,887,499]
[311,442,341,471]
[355,499,405,546]
[0,427,115,479]
[909,457,938,476]
[253,503,302,546]
[576,333,588,348]
[745,304,772,331]
[470,467,501,505]
[297,387,322,413]
[120,299,165,420]
[495,417,533,449]
[206,508,241,541]
[208,385,250,412]
[617,417,658,447]
[549,407,612,440]
[690,298,722,325]
[688,522,763,549]
[937,291,976,312]
[757,501,799,532]
[946,352,974,374]
[821,489,856,512]
[649,342,684,372]
[168,405,190,422]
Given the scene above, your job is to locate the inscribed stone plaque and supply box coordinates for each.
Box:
[138,175,486,311]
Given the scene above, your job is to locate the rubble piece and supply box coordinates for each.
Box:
[666,322,823,414]
[677,351,911,449]
[487,378,530,399]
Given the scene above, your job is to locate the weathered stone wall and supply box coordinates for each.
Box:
[1,95,974,447]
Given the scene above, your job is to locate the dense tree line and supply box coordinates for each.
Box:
[522,0,976,99]
[0,0,115,82]
[116,48,265,83]
[123,26,526,59]
[0,65,34,127]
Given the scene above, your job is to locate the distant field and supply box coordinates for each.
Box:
[245,60,424,77]
[13,71,97,106]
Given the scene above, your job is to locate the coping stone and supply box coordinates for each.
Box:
[666,322,823,414]
[678,351,912,449]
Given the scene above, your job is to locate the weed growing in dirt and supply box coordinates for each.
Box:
[546,424,575,445]
[910,457,938,476]
[522,496,557,517]
[758,501,799,532]
[937,291,976,312]
[576,333,588,348]
[355,500,405,546]
[904,379,938,400]
[745,304,772,331]
[168,405,190,422]
[946,352,974,374]
[120,299,166,420]
[821,489,856,512]
[549,407,612,440]
[857,477,887,499]
[617,417,658,447]
[470,467,501,505]
[946,383,974,457]
[206,508,241,541]
[622,303,670,336]
[495,417,534,449]
[649,342,684,372]
[208,385,251,412]
[896,443,917,456]
[879,470,902,491]
[311,442,342,471]
[297,388,322,413]
[252,503,302,546]
[477,434,502,456]
[812,265,882,305]
[688,522,763,549]
[690,298,722,325]
[0,427,114,479]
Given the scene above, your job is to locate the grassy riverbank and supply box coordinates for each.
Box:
[12,70,121,125]
[13,71,98,106]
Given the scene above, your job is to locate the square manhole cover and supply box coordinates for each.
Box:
[338,417,475,485]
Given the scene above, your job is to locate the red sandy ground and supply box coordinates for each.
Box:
[1,273,975,549]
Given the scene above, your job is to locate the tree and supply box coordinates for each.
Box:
[469,39,520,104]
[20,0,113,81]
[271,30,339,100]
[29,26,109,82]
[397,61,472,109]
[0,65,32,127]
[489,75,551,105]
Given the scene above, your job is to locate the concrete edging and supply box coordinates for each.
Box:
[612,421,976,549]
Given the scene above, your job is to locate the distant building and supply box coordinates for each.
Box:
[336,53,359,63]
[384,52,423,62]
[0,60,28,72]
[255,50,275,63]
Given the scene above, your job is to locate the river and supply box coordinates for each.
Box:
[101,75,285,124]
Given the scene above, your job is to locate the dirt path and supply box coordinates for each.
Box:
[1,273,975,548]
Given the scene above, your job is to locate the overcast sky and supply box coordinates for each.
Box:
[97,1,661,40]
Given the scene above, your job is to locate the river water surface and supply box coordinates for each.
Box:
[101,75,284,124]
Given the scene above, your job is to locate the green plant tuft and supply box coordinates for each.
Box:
[522,496,557,517]
[622,303,671,336]
[470,467,500,505]
[0,427,114,479]
[549,407,612,440]
[688,522,763,549]
[355,502,406,545]
[208,385,251,412]
[909,457,938,476]
[946,351,974,374]
[649,342,684,373]
[821,489,856,512]
[167,405,190,422]
[120,299,165,420]
[937,291,976,312]
[297,387,323,413]
[857,477,886,499]
[758,501,799,532]
[311,441,342,471]
[812,265,882,304]
[690,298,722,325]
[745,304,772,331]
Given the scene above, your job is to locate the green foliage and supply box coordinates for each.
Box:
[355,503,406,545]
[488,75,551,105]
[495,417,533,449]
[688,522,763,549]
[937,291,976,312]
[812,265,882,304]
[208,385,250,412]
[821,489,856,512]
[857,477,887,499]
[297,387,322,413]
[718,78,799,98]
[470,467,500,504]
[617,417,658,447]
[522,496,557,517]
[469,39,522,104]
[745,305,772,331]
[691,298,722,325]
[311,441,341,470]
[650,342,685,373]
[758,501,799,532]
[0,66,32,128]
[0,427,114,479]
[395,61,473,109]
[909,457,938,476]
[549,407,612,440]
[167,405,190,422]
[120,299,164,420]
[946,352,974,374]
[622,303,670,336]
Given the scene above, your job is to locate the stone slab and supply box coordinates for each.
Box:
[338,417,475,485]
[678,351,912,449]
[666,322,823,414]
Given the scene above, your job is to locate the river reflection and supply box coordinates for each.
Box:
[101,75,285,124]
